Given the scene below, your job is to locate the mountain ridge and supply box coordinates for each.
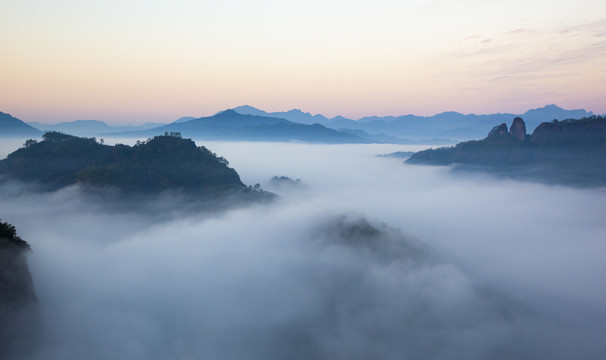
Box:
[230,104,594,141]
[0,112,41,137]
[0,132,252,195]
[28,119,166,136]
[406,115,606,187]
[2,105,597,143]
[121,110,372,143]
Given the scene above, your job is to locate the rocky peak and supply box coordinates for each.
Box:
[488,123,508,137]
[217,109,239,117]
[509,117,527,141]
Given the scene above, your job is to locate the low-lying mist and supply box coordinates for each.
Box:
[1,140,606,359]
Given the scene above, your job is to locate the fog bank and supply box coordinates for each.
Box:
[1,140,605,359]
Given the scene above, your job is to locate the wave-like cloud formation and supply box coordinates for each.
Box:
[1,141,605,359]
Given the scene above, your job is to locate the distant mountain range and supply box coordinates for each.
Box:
[231,104,593,141]
[0,112,41,137]
[231,105,334,125]
[1,105,596,143]
[27,120,165,136]
[127,110,372,143]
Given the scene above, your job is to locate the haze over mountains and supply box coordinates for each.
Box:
[0,112,41,137]
[230,104,593,140]
[27,120,166,137]
[0,105,596,144]
[131,110,372,143]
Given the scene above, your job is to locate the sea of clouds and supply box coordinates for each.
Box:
[1,139,605,359]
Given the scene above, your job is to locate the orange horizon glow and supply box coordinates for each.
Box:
[2,0,605,125]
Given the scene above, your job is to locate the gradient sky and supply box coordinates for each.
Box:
[1,0,605,124]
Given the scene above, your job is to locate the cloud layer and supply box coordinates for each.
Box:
[1,140,606,359]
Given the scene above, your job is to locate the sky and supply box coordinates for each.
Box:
[1,0,605,124]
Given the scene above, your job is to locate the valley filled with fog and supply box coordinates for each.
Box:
[2,139,606,359]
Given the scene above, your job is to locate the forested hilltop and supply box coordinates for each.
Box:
[407,116,606,187]
[0,132,255,195]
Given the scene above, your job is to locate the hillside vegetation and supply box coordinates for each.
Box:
[407,116,606,187]
[0,132,248,195]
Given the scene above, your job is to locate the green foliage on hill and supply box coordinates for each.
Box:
[0,132,247,194]
[0,220,29,250]
[407,116,606,187]
[268,176,303,188]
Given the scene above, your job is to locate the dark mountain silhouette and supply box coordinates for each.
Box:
[130,110,372,143]
[509,117,527,141]
[0,112,41,137]
[406,116,606,187]
[0,220,39,359]
[0,132,254,195]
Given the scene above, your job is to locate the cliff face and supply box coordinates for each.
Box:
[509,117,527,141]
[488,123,508,137]
[0,220,39,359]
[486,117,527,141]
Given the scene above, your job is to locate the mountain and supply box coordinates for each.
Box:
[172,116,196,124]
[129,110,372,143]
[230,105,269,117]
[6,105,594,142]
[330,112,515,140]
[115,122,167,132]
[232,105,332,125]
[338,128,452,145]
[231,107,426,143]
[29,119,114,135]
[521,104,592,129]
[233,105,594,142]
[28,120,167,136]
[376,151,415,159]
[0,132,253,195]
[406,116,606,187]
[0,112,41,137]
[0,220,39,359]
